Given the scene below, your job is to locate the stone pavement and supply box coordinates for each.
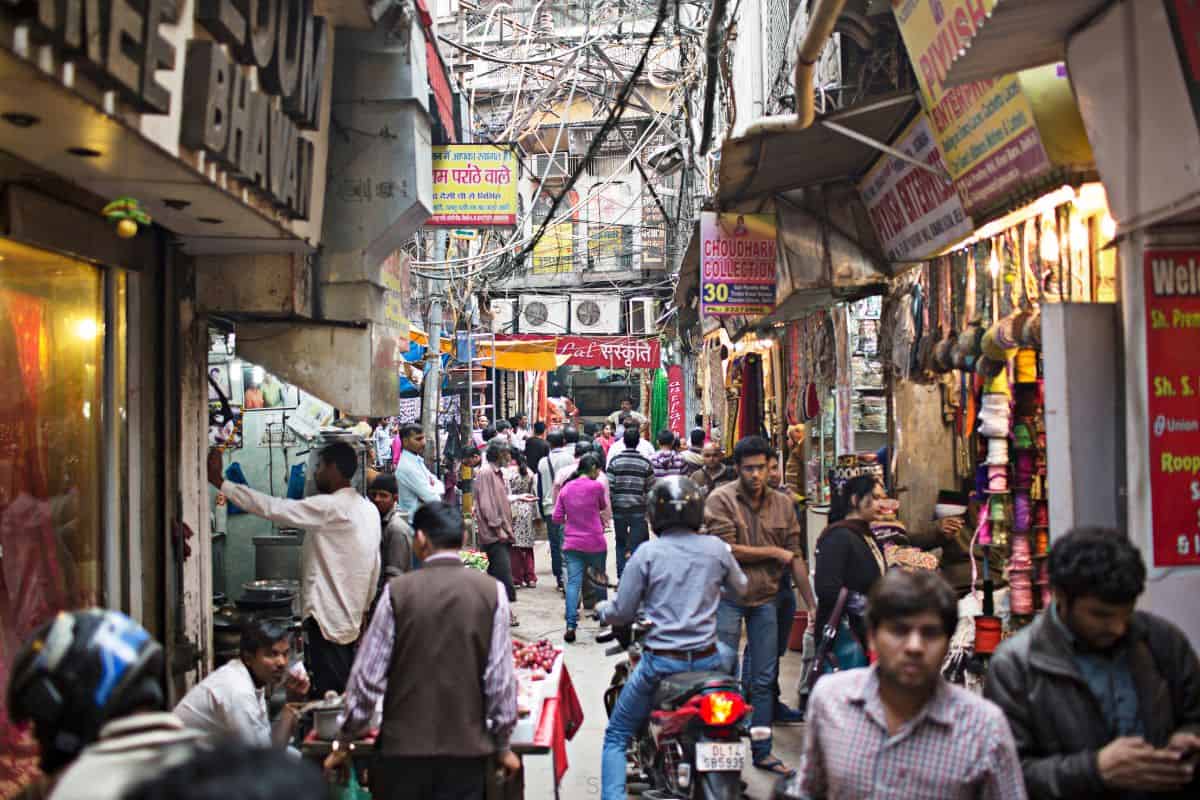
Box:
[514,538,807,799]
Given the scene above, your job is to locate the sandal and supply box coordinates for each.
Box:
[753,756,795,777]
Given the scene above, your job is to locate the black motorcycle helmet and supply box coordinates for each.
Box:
[6,609,164,774]
[648,475,705,534]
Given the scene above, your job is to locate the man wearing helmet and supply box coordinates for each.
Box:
[595,476,749,800]
[6,610,202,800]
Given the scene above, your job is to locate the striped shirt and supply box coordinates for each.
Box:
[797,667,1026,800]
[650,449,687,479]
[606,449,655,512]
[337,553,517,747]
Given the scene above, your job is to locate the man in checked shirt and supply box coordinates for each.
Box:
[778,569,1027,800]
[324,502,520,799]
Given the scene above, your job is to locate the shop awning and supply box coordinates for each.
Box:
[477,339,567,372]
[717,93,919,207]
[942,0,1110,89]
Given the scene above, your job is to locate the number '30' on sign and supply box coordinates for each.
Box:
[703,283,730,303]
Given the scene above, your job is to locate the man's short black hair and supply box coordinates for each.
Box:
[574,441,593,458]
[1049,527,1146,605]
[732,435,773,465]
[486,440,509,463]
[369,473,399,495]
[690,429,706,447]
[657,429,675,446]
[623,427,640,448]
[482,426,497,442]
[319,442,358,480]
[547,430,564,447]
[867,569,958,638]
[413,501,464,550]
[563,425,580,444]
[399,423,423,439]
[126,742,325,800]
[534,421,546,435]
[496,420,512,432]
[621,396,635,407]
[239,619,289,657]
[694,414,703,427]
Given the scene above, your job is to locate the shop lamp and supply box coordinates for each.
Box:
[988,248,1001,280]
[699,691,746,726]
[75,318,99,340]
[1040,223,1060,264]
[1100,214,1117,241]
[1069,219,1089,254]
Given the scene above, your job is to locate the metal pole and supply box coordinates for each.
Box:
[422,232,448,471]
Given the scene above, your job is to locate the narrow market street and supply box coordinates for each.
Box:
[515,538,805,800]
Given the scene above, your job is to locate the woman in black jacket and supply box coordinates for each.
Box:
[813,474,888,672]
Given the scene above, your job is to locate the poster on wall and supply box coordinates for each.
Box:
[858,115,973,261]
[429,144,519,226]
[532,222,574,274]
[1144,249,1200,567]
[241,365,300,410]
[700,212,777,317]
[891,1,1052,218]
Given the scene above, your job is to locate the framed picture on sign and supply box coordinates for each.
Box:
[241,365,300,410]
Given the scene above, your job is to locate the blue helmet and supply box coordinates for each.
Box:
[7,609,163,773]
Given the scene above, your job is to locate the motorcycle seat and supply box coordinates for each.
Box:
[653,671,742,710]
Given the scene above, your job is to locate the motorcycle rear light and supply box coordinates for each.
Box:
[699,691,746,726]
[677,763,692,788]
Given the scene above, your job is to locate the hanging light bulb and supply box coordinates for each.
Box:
[1040,219,1060,264]
[1100,213,1117,241]
[1070,218,1089,254]
[988,246,1001,279]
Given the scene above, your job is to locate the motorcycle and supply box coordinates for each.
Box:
[588,568,752,800]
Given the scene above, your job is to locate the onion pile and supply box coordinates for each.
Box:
[513,639,559,678]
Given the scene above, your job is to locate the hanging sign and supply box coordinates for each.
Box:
[891,1,1052,218]
[429,144,519,225]
[667,365,686,441]
[700,212,777,317]
[557,336,661,369]
[859,115,973,260]
[1145,249,1200,567]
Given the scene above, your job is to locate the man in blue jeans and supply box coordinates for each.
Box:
[606,427,655,577]
[597,476,748,800]
[704,436,816,777]
[537,430,573,591]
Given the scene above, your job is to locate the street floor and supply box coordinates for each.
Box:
[515,536,806,799]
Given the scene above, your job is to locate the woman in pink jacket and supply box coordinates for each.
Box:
[553,454,610,642]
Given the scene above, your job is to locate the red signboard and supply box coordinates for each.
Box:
[495,335,661,370]
[667,365,685,441]
[1144,249,1200,566]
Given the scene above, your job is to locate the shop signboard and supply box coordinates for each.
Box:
[587,225,631,270]
[1144,248,1200,567]
[532,222,575,274]
[429,145,519,225]
[642,184,667,269]
[859,115,973,260]
[700,212,778,317]
[892,1,1052,218]
[557,336,661,369]
[667,365,686,441]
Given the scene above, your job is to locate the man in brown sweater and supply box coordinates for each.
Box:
[326,501,520,799]
[704,436,816,777]
[474,441,518,624]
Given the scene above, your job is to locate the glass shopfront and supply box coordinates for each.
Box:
[0,238,126,795]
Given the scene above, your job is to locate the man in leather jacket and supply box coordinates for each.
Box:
[984,527,1200,799]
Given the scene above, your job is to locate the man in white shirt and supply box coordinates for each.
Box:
[373,421,393,470]
[175,619,310,747]
[606,419,655,462]
[209,442,381,696]
[392,423,442,522]
[538,429,576,592]
[606,397,647,431]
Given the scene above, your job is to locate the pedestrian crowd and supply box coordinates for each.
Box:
[6,399,1198,800]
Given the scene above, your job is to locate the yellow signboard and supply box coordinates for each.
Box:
[430,144,518,226]
[893,1,1051,218]
[532,223,574,274]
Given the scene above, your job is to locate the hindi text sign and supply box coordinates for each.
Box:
[1144,249,1200,567]
[430,145,518,225]
[700,212,777,317]
[667,365,685,441]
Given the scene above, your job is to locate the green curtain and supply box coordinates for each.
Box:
[651,367,668,439]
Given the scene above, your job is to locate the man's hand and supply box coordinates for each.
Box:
[323,748,350,775]
[1098,736,1196,791]
[773,547,796,566]
[284,672,310,702]
[497,750,521,779]
[1168,731,1200,766]
[207,449,225,489]
[936,516,964,539]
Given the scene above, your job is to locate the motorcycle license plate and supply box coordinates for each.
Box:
[695,741,744,772]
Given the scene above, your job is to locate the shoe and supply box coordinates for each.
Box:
[557,582,565,594]
[774,702,805,725]
[564,627,576,643]
[510,613,519,628]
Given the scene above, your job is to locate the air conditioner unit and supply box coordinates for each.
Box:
[520,295,569,335]
[571,294,621,335]
[491,298,517,334]
[627,297,658,335]
[530,152,571,180]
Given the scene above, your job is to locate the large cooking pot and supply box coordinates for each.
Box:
[311,693,344,740]
[240,579,300,617]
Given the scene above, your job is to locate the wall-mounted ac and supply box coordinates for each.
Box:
[627,297,658,335]
[491,297,517,334]
[530,152,572,180]
[520,295,569,334]
[571,294,621,335]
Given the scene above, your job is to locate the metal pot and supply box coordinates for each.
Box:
[312,696,344,740]
[240,579,300,617]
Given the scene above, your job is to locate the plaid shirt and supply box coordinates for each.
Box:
[798,667,1027,800]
